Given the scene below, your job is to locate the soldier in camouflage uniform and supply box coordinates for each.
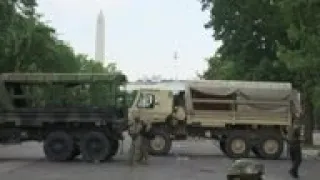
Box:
[128,118,143,166]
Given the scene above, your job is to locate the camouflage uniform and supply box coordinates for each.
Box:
[289,127,302,178]
[140,120,151,164]
[128,119,143,165]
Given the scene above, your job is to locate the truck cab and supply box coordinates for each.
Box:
[127,88,189,155]
[128,89,174,124]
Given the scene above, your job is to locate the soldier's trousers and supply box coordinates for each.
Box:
[140,137,149,162]
[290,149,302,176]
[129,136,142,165]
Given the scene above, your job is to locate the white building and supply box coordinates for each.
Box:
[122,81,186,93]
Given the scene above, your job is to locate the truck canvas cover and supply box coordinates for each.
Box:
[0,73,126,126]
[0,73,125,110]
[184,80,301,116]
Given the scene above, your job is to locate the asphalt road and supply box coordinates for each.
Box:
[0,136,319,180]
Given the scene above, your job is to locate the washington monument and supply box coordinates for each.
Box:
[95,10,105,63]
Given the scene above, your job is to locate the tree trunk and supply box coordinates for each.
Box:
[303,95,314,145]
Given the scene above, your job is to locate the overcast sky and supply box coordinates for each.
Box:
[37,0,220,81]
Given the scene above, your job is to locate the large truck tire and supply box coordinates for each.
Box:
[44,131,74,162]
[80,131,111,162]
[256,132,284,160]
[224,132,250,159]
[104,139,119,161]
[148,129,172,156]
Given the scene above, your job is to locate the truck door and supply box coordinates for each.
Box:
[136,92,158,122]
[128,90,173,123]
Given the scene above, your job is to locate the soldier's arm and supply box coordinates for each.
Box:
[143,120,151,132]
[146,122,152,132]
[128,120,135,135]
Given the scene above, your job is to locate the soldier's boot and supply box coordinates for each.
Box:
[140,154,149,165]
[289,168,299,178]
[129,148,136,166]
[139,155,147,164]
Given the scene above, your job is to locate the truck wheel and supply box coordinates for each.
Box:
[44,131,74,162]
[104,140,119,161]
[225,132,250,159]
[148,129,172,156]
[80,131,111,162]
[257,133,283,160]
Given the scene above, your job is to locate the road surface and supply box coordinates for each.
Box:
[0,137,319,180]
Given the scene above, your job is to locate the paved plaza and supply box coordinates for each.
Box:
[0,136,319,180]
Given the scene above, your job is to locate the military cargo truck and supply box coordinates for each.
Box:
[128,80,302,160]
[0,73,128,162]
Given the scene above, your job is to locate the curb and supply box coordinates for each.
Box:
[302,149,320,159]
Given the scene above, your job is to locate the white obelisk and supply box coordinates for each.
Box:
[95,10,105,64]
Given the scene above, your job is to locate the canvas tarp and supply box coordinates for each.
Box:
[184,80,301,115]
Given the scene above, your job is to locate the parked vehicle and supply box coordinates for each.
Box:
[0,73,128,162]
[128,80,302,159]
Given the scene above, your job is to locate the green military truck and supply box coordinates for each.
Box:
[0,73,128,162]
[128,80,302,160]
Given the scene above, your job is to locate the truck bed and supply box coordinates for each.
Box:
[189,110,290,127]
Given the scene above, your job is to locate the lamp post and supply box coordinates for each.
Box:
[173,51,178,81]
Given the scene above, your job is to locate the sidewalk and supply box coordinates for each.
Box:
[302,145,320,159]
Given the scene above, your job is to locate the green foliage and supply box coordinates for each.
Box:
[0,0,127,108]
[200,0,320,142]
[200,0,293,81]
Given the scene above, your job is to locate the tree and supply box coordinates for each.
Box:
[0,0,81,73]
[200,0,294,81]
[199,0,320,144]
[76,54,127,106]
[0,0,128,108]
[276,0,320,141]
